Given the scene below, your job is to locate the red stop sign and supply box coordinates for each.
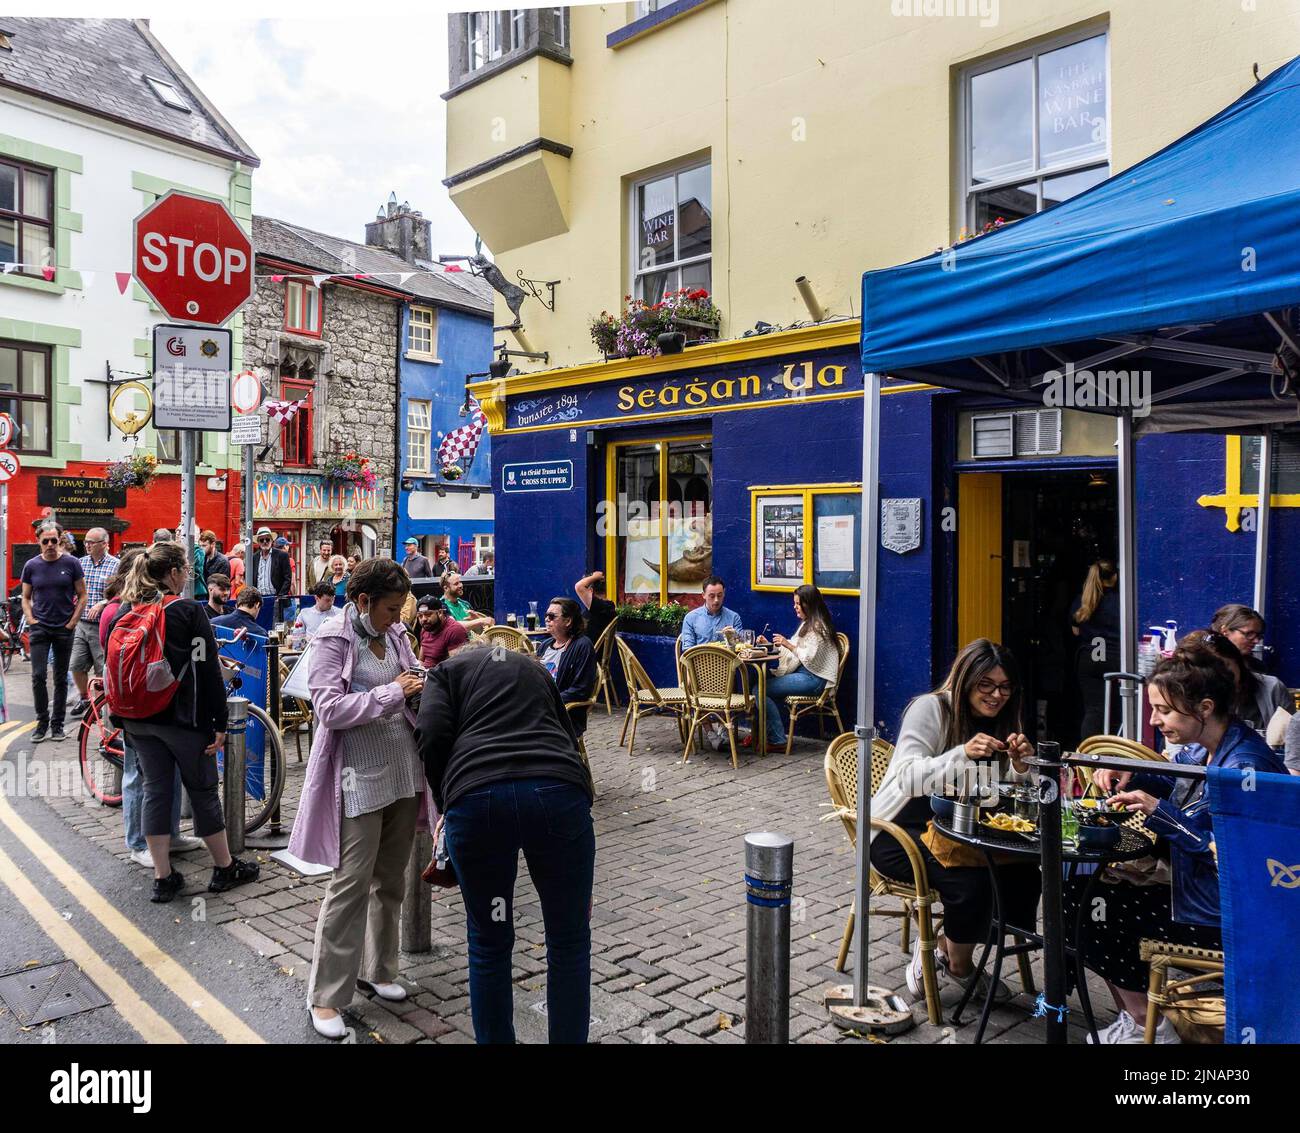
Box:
[133,190,254,325]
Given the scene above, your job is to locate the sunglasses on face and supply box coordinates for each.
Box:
[40,538,60,546]
[544,612,561,621]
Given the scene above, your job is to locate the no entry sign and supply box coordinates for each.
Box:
[133,190,254,325]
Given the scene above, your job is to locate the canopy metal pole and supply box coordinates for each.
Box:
[1253,427,1272,617]
[852,370,883,1005]
[1116,413,1138,737]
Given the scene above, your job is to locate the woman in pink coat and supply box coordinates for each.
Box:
[289,558,434,1039]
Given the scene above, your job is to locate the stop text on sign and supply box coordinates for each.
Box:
[139,233,248,285]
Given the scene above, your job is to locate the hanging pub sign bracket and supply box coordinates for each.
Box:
[515,269,559,313]
[82,362,155,441]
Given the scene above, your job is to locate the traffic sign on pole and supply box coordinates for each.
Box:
[133,190,254,325]
[0,412,14,449]
[0,450,20,482]
[152,324,233,431]
[231,369,263,415]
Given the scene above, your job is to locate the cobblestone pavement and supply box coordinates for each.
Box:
[10,668,1116,1044]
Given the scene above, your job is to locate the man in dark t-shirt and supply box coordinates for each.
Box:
[21,524,87,742]
[574,570,616,645]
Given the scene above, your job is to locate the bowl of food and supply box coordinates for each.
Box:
[929,794,956,823]
[1076,817,1122,851]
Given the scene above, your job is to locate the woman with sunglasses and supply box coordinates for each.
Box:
[871,638,1039,1004]
[1208,604,1290,731]
[536,598,597,738]
[1068,644,1285,1042]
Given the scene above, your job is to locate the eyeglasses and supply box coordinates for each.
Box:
[1235,628,1263,642]
[86,538,107,545]
[39,537,60,546]
[544,612,560,621]
[258,538,272,544]
[975,679,1015,696]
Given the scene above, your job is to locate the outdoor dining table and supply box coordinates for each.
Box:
[932,810,1153,1044]
[738,648,780,756]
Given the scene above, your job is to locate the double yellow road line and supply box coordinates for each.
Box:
[0,721,264,1043]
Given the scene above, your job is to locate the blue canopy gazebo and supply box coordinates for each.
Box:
[849,55,1300,1039]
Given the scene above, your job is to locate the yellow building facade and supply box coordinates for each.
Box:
[445,0,1300,371]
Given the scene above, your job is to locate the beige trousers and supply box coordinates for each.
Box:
[307,793,420,1010]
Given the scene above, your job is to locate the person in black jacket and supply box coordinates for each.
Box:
[108,542,259,904]
[416,641,595,1044]
[248,527,293,597]
[199,530,231,591]
[536,597,597,736]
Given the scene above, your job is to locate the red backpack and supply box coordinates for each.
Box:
[104,596,186,719]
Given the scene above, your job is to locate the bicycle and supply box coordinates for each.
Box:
[0,602,31,671]
[77,680,125,807]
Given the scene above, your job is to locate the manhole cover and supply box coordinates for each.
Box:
[0,961,112,1025]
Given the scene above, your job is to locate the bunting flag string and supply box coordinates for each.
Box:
[0,262,478,287]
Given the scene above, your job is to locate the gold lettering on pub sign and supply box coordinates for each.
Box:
[616,360,846,414]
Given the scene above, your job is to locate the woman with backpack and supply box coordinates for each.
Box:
[105,542,259,903]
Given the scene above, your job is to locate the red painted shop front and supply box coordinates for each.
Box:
[4,462,242,587]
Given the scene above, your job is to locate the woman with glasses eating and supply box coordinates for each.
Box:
[535,598,597,739]
[871,638,1039,1005]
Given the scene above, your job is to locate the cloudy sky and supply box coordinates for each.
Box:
[148,6,482,255]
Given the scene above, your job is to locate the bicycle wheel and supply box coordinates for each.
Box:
[78,698,124,807]
[216,703,287,835]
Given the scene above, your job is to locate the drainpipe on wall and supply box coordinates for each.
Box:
[392,301,405,557]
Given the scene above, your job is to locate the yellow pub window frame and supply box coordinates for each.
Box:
[604,433,712,604]
[750,482,862,596]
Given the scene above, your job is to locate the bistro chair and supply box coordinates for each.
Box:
[823,733,943,1027]
[482,624,538,656]
[1138,940,1225,1044]
[565,698,599,793]
[783,632,850,754]
[1076,735,1166,844]
[592,619,621,715]
[615,635,689,758]
[278,656,314,763]
[680,644,756,770]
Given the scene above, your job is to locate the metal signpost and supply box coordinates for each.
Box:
[0,414,19,596]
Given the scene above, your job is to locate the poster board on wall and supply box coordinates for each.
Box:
[750,484,862,595]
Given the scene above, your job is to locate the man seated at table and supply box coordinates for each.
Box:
[416,595,469,668]
[441,571,494,635]
[297,579,343,639]
[212,586,268,639]
[679,576,744,649]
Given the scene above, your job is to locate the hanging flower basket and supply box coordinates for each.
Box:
[106,452,158,491]
[440,463,464,481]
[322,451,377,489]
[589,289,722,359]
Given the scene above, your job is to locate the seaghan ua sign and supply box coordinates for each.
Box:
[503,346,864,432]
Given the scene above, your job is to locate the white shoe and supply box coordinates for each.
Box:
[358,979,407,1002]
[1087,1009,1142,1044]
[905,935,949,999]
[129,848,154,869]
[170,833,204,853]
[309,1006,348,1040]
[1151,1015,1182,1044]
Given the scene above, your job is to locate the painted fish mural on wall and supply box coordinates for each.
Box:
[643,515,712,584]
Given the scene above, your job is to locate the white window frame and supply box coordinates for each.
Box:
[406,399,431,474]
[627,157,712,304]
[635,1,664,17]
[958,27,1111,233]
[475,533,494,564]
[467,10,523,72]
[285,280,322,335]
[145,75,191,112]
[407,305,439,359]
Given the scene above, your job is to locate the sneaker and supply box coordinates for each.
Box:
[129,848,154,869]
[1152,1015,1183,1044]
[1087,1009,1141,1044]
[170,834,204,853]
[49,726,67,742]
[937,949,1015,1004]
[905,934,949,999]
[208,857,260,893]
[150,872,185,903]
[67,699,89,719]
[31,727,47,744]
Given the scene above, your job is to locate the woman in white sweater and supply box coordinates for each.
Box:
[870,639,1040,1003]
[757,585,841,747]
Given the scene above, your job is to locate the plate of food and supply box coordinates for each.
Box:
[980,811,1037,837]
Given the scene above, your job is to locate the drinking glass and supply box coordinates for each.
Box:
[741,629,755,648]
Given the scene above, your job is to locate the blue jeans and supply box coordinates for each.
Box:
[121,738,182,852]
[444,777,595,1044]
[764,669,827,742]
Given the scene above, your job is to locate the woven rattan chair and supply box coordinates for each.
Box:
[615,635,688,757]
[278,657,313,763]
[592,618,621,714]
[482,624,538,655]
[1076,735,1166,844]
[1138,940,1225,1043]
[565,697,599,790]
[783,632,850,754]
[824,732,943,1026]
[680,644,756,769]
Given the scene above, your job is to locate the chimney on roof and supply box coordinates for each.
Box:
[366,195,431,265]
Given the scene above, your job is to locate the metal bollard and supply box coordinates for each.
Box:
[401,829,433,953]
[224,698,248,856]
[745,832,793,1044]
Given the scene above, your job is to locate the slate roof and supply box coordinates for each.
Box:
[0,18,258,165]
[254,215,494,317]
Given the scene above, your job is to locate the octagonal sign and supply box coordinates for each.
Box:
[133,190,254,325]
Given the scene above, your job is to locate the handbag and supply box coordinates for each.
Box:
[921,819,1025,868]
[421,819,458,888]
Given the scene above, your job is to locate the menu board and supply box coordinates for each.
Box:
[1240,433,1300,495]
[757,495,804,587]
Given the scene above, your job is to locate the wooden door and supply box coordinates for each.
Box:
[958,473,1003,647]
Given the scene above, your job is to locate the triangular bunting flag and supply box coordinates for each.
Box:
[115,272,132,294]
[399,273,413,286]
[271,274,284,283]
[443,264,464,273]
[312,274,329,288]
[1,262,16,274]
[42,265,55,281]
[81,271,96,288]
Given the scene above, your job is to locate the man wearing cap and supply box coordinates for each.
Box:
[415,594,469,668]
[249,527,293,597]
[402,537,434,578]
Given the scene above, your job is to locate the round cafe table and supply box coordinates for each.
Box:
[931,812,1153,1044]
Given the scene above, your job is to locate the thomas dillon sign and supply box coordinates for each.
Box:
[37,476,126,512]
[504,347,862,431]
